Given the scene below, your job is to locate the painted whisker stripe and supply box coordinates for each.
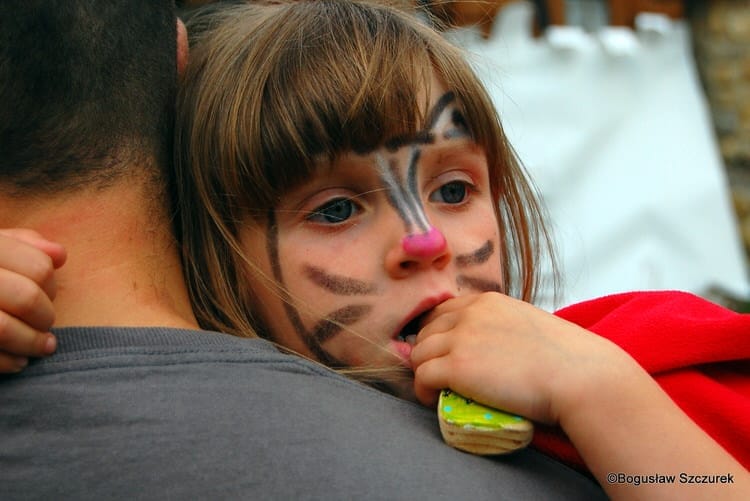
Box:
[457,275,502,293]
[456,240,494,267]
[311,304,372,343]
[266,210,346,367]
[305,265,378,295]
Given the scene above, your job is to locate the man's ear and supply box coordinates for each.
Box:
[176,18,189,77]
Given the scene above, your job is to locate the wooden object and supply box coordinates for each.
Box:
[437,389,533,455]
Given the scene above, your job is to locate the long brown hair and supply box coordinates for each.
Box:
[175,0,556,340]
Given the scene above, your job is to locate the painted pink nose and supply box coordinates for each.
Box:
[402,227,447,257]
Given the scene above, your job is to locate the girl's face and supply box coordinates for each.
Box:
[239,76,503,400]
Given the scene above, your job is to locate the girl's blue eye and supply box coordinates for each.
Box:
[309,198,355,223]
[430,181,467,204]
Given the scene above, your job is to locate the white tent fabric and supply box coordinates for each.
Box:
[447,2,749,309]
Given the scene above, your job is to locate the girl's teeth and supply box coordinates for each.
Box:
[404,335,417,346]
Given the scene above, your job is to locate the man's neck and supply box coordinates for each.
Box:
[0,182,199,330]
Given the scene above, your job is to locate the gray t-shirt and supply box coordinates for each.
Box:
[1,327,604,500]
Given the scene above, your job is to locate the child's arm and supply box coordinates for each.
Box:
[410,292,749,500]
[0,229,65,372]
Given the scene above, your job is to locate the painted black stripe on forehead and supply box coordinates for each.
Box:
[457,275,502,293]
[384,92,458,151]
[311,304,372,344]
[425,91,456,130]
[384,131,434,152]
[444,109,471,140]
[305,266,378,295]
[361,91,458,154]
[455,240,494,267]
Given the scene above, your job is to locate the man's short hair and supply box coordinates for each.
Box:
[0,0,177,194]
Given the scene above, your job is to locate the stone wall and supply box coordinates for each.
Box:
[691,1,750,261]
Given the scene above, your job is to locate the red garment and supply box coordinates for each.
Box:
[531,290,750,471]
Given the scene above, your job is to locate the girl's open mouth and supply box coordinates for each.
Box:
[397,310,430,343]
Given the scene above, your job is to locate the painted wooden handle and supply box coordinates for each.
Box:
[437,389,533,455]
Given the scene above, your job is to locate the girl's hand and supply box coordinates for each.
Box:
[410,292,634,426]
[0,229,66,372]
[411,293,750,499]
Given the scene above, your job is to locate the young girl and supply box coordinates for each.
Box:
[174,0,554,401]
[3,1,748,497]
[171,1,748,495]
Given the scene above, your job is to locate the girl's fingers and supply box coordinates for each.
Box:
[415,309,457,342]
[421,294,479,323]
[0,229,66,300]
[413,356,452,407]
[0,229,67,268]
[0,268,56,332]
[419,293,505,334]
[0,351,31,373]
[411,333,456,407]
[0,230,62,366]
[0,311,56,367]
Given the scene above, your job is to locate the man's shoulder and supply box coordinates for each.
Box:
[39,325,302,369]
[2,326,606,500]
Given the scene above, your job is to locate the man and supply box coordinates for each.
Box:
[0,1,604,498]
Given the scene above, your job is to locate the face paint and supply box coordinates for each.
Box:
[457,275,501,293]
[304,265,378,295]
[456,240,494,267]
[374,92,471,258]
[266,210,347,366]
[402,226,447,257]
[250,86,501,385]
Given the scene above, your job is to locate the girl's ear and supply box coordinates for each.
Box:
[176,18,189,77]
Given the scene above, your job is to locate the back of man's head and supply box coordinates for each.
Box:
[0,0,177,195]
